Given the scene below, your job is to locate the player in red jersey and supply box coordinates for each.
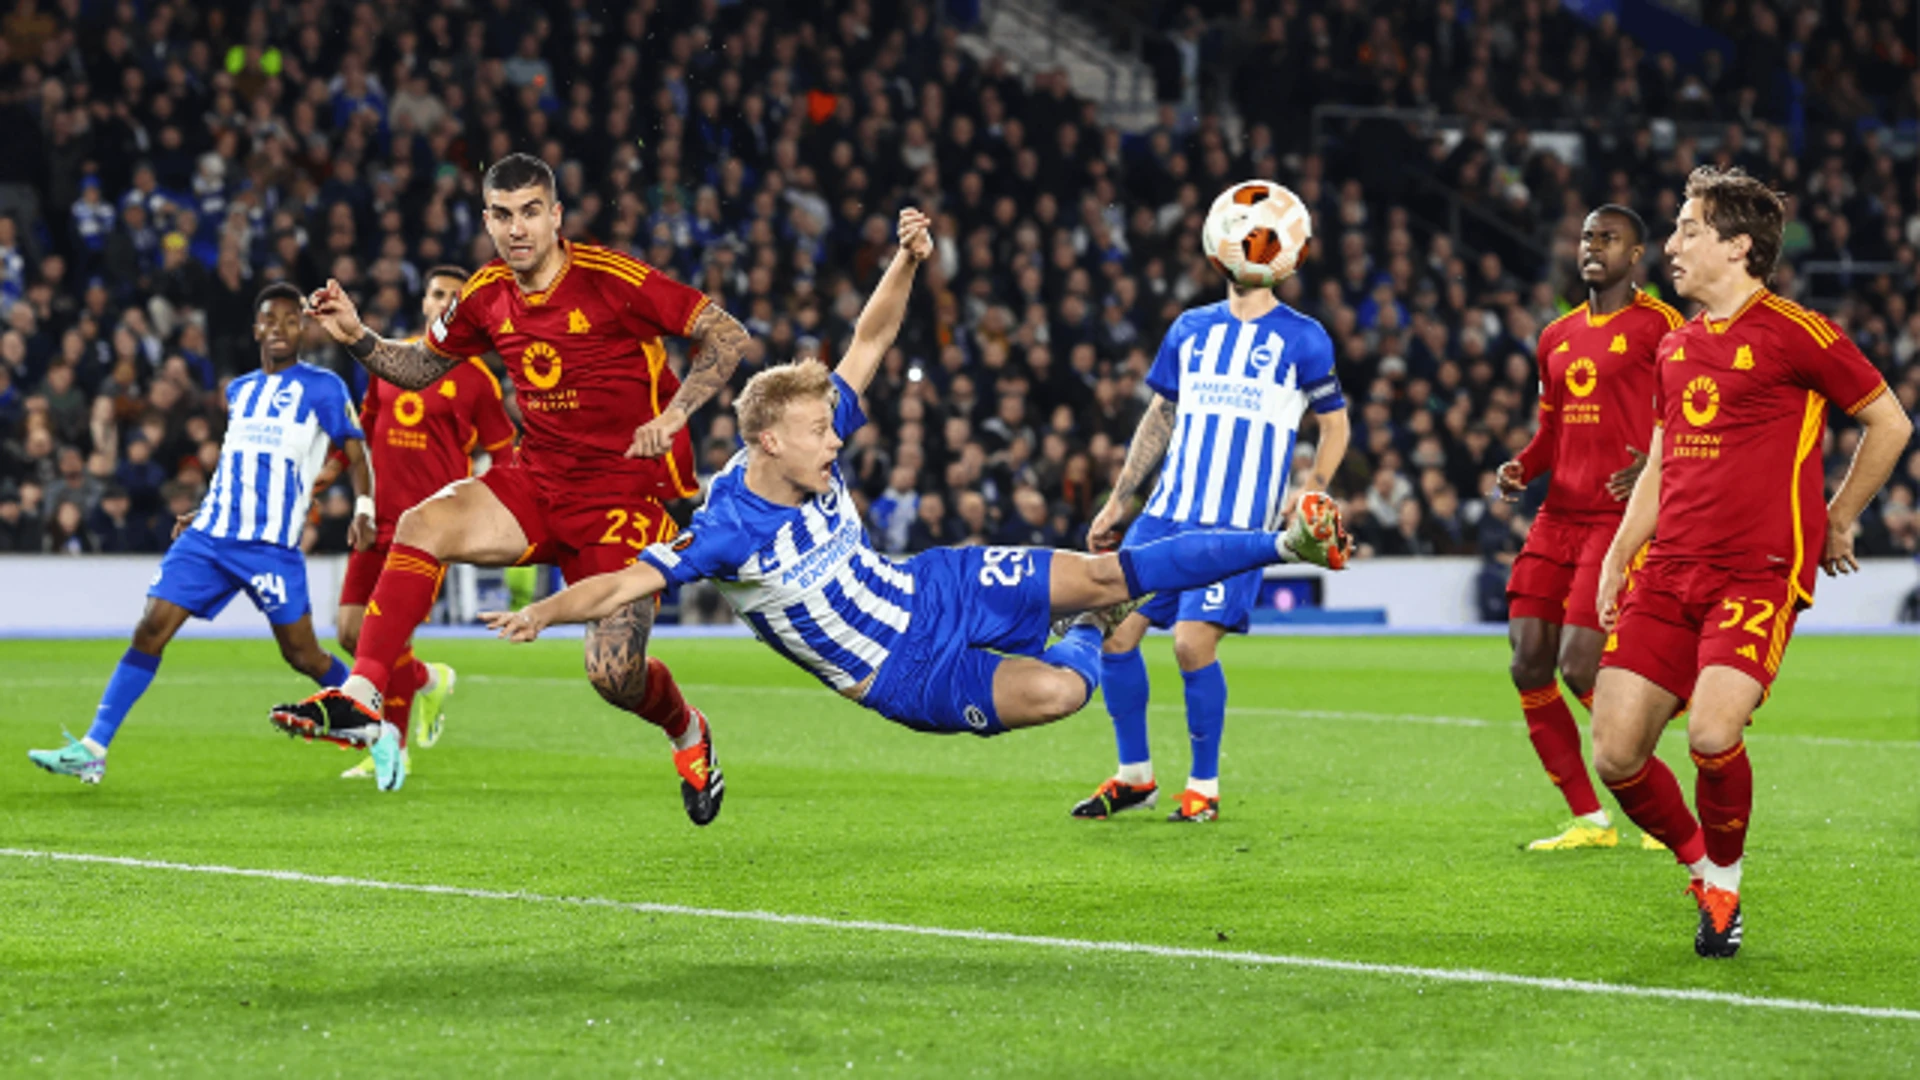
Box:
[270,154,751,819]
[1592,167,1911,958]
[1495,205,1683,852]
[326,265,518,780]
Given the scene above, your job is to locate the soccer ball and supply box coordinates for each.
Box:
[1202,180,1313,289]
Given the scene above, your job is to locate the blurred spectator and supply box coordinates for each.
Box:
[44,497,94,555]
[0,483,38,551]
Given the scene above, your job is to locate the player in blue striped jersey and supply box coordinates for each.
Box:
[1072,278,1352,823]
[482,210,1349,774]
[27,284,392,786]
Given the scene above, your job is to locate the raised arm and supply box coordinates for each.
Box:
[481,560,669,642]
[307,279,460,390]
[835,207,933,397]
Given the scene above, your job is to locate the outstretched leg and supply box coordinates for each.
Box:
[1048,531,1288,615]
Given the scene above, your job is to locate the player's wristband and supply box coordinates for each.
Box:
[347,332,377,361]
[355,496,375,520]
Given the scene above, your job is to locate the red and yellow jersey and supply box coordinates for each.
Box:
[362,353,517,541]
[1516,291,1680,524]
[1651,289,1889,606]
[425,241,708,501]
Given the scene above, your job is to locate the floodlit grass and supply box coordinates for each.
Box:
[2,635,1915,1076]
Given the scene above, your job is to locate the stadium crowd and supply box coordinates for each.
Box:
[0,0,1914,606]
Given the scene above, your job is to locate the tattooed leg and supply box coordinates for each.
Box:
[584,596,699,743]
[584,596,656,713]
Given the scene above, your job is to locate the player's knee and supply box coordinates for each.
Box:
[1588,719,1645,782]
[130,622,168,655]
[1172,635,1216,673]
[336,625,359,656]
[1085,553,1128,595]
[1685,708,1746,757]
[1038,668,1092,719]
[1508,649,1555,690]
[1559,658,1598,699]
[391,505,447,555]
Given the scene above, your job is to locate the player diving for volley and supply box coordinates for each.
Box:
[1073,196,1353,825]
[29,284,374,784]
[268,153,751,811]
[1495,205,1682,851]
[481,209,1351,761]
[317,263,518,780]
[1592,167,1909,957]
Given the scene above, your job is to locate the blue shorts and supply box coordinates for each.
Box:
[148,529,313,626]
[862,546,1054,737]
[1124,514,1260,633]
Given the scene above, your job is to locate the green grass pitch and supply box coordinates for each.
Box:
[2,634,1916,1076]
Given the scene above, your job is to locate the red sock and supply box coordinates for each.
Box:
[1692,742,1753,869]
[1605,756,1707,866]
[382,647,424,749]
[350,544,442,694]
[1519,685,1602,817]
[636,656,693,741]
[1576,688,1595,713]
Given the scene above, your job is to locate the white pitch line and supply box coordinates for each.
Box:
[2,847,1916,1024]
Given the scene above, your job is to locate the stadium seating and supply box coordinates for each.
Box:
[0,0,1912,573]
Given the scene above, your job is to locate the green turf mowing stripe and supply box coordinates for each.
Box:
[6,847,1916,1023]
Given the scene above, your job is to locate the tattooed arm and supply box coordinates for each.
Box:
[626,302,752,459]
[345,334,459,390]
[1085,394,1179,552]
[306,278,459,390]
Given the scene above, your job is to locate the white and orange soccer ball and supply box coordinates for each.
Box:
[1201,180,1313,289]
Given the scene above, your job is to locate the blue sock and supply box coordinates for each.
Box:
[1102,647,1152,767]
[1040,624,1104,706]
[1117,531,1280,596]
[1182,662,1227,782]
[85,648,162,750]
[319,655,350,688]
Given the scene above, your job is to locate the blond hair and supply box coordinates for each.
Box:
[735,361,835,441]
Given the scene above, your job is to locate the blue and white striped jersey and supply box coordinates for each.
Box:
[1140,300,1346,530]
[191,363,363,548]
[639,373,915,692]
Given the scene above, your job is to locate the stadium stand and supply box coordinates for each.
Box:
[0,0,1913,599]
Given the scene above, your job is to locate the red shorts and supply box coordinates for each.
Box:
[1600,558,1800,703]
[1507,514,1617,631]
[479,457,679,584]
